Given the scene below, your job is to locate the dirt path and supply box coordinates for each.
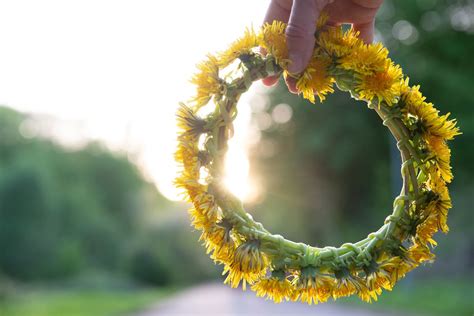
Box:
[134,283,411,316]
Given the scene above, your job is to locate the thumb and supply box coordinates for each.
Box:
[286,0,328,74]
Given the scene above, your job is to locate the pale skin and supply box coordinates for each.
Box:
[262,0,384,92]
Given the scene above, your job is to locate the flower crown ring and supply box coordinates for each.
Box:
[175,19,460,304]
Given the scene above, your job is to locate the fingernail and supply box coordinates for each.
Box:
[288,53,303,75]
[285,77,298,94]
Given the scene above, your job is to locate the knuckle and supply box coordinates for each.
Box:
[285,23,313,39]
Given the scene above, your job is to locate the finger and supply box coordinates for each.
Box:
[353,20,375,44]
[263,0,292,26]
[286,0,327,74]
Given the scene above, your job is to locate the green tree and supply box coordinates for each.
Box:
[0,106,170,281]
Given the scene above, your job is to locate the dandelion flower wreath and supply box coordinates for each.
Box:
[175,17,460,304]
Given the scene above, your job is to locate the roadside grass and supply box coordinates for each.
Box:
[342,277,474,316]
[0,287,173,316]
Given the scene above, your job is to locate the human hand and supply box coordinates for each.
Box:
[262,0,384,93]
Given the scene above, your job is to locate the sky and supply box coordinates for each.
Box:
[0,0,271,201]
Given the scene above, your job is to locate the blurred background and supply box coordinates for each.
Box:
[0,0,473,315]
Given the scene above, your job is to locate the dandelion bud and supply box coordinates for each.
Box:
[224,239,268,290]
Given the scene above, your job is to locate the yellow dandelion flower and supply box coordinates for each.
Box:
[175,178,208,205]
[259,21,288,66]
[188,181,208,197]
[400,80,425,109]
[395,259,417,279]
[202,220,236,265]
[174,174,200,195]
[190,188,217,214]
[415,213,438,247]
[223,265,265,290]
[219,28,259,67]
[317,26,362,58]
[363,260,394,292]
[297,280,332,305]
[356,62,403,106]
[233,239,268,273]
[211,244,236,266]
[425,182,451,233]
[194,199,218,222]
[375,253,414,286]
[224,239,268,289]
[188,207,212,231]
[426,110,460,141]
[315,11,330,30]
[426,135,453,183]
[333,268,366,299]
[357,286,381,303]
[191,54,222,107]
[251,273,297,303]
[376,256,405,288]
[202,219,233,248]
[408,243,435,264]
[175,136,200,177]
[400,81,460,141]
[296,55,335,103]
[176,103,209,137]
[427,164,445,193]
[339,42,389,75]
[292,267,333,304]
[408,102,460,141]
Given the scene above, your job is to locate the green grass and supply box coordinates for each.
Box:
[0,288,172,316]
[342,277,474,316]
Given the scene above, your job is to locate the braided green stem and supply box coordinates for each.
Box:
[210,54,422,270]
